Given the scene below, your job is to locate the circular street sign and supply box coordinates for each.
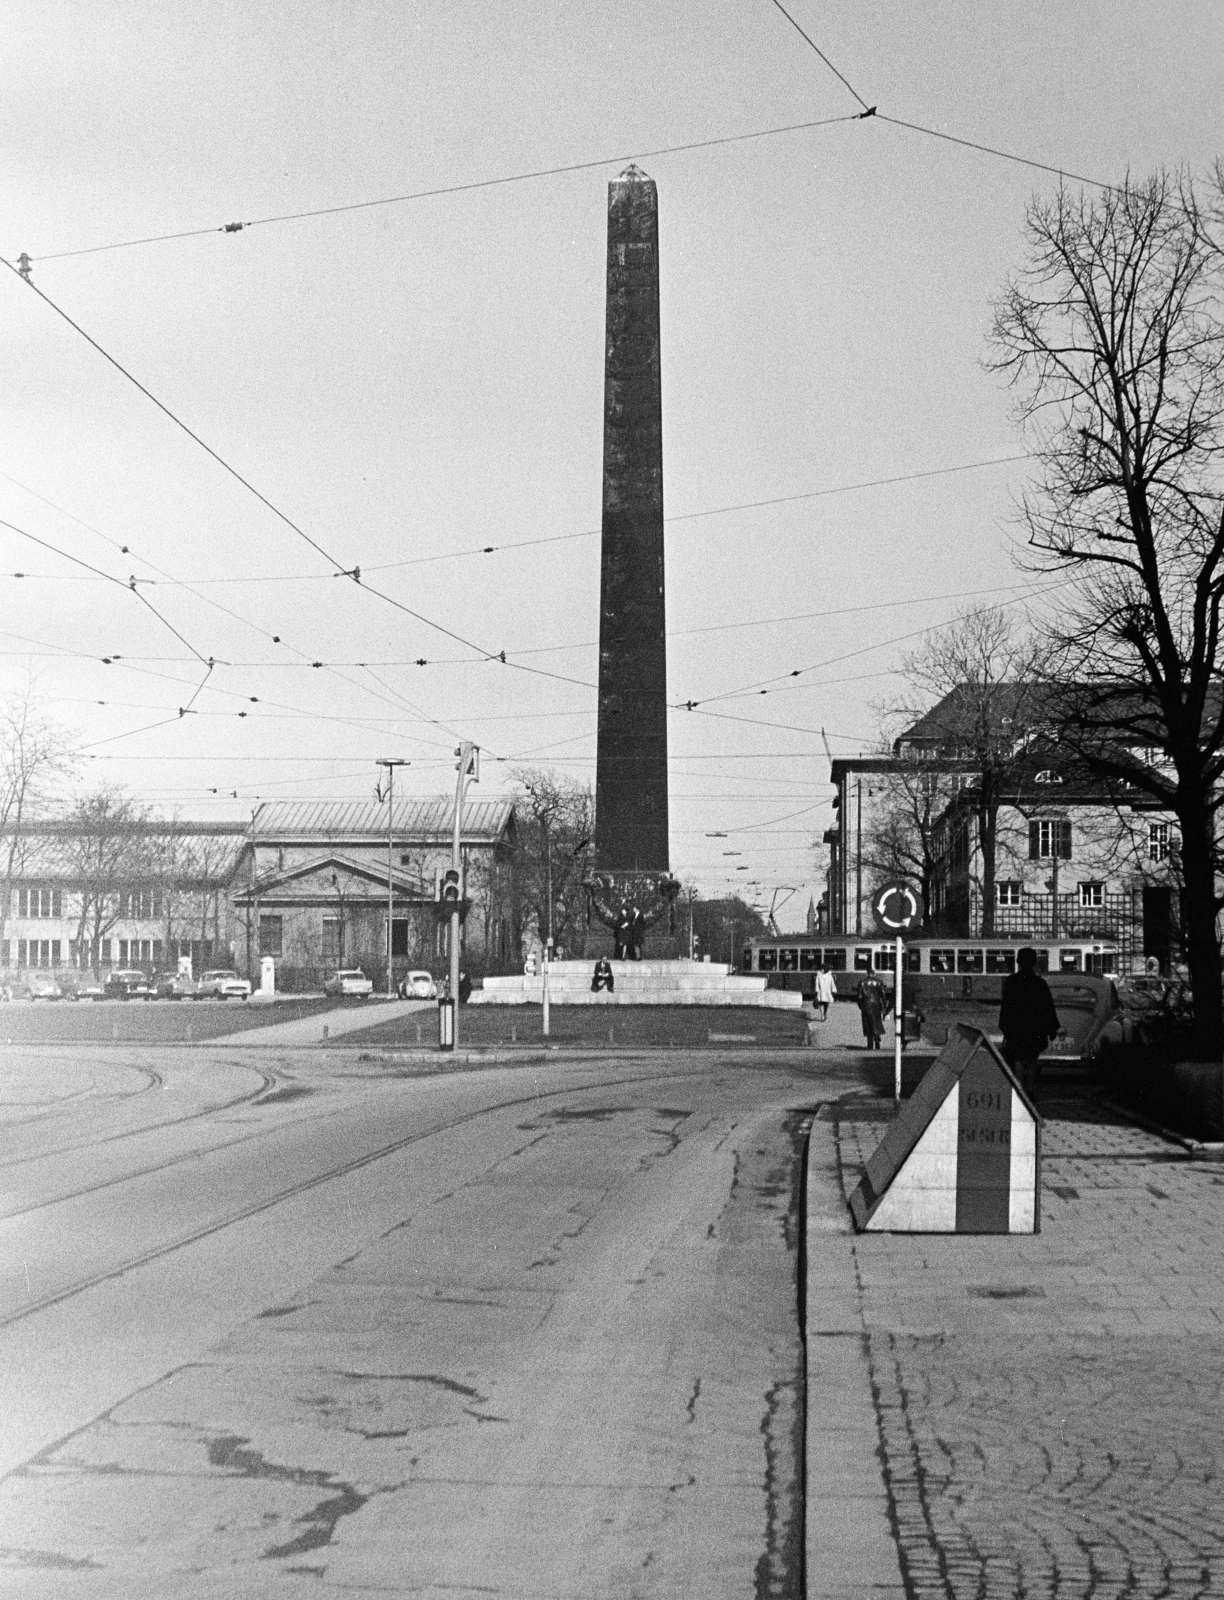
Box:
[872,881,924,935]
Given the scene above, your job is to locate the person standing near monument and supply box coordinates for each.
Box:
[998,946,1060,1098]
[813,963,836,1021]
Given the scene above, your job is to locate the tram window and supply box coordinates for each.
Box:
[929,948,954,974]
[906,947,921,971]
[957,949,984,974]
[1034,948,1050,972]
[824,947,847,971]
[799,947,820,971]
[758,948,777,970]
[1059,949,1082,972]
[874,948,896,972]
[854,948,872,972]
[779,948,798,971]
[1086,951,1116,975]
[986,949,1016,975]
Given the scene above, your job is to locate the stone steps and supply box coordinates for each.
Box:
[472,959,804,1009]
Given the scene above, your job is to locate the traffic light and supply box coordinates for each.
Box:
[440,867,462,906]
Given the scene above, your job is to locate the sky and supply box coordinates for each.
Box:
[2,0,1222,929]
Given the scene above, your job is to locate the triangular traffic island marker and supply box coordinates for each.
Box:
[849,1025,1041,1234]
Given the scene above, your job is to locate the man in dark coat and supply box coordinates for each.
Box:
[998,946,1061,1098]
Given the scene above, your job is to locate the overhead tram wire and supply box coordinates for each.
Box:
[0,515,211,666]
[0,506,474,752]
[0,259,594,707]
[765,0,874,112]
[760,0,1113,191]
[674,577,1077,711]
[11,115,862,266]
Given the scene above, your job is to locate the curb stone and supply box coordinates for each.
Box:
[805,1108,907,1598]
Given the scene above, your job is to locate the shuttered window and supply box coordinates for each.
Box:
[1028,819,1072,859]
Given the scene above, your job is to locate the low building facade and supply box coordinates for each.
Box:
[230,798,520,992]
[0,821,246,982]
[1,797,521,993]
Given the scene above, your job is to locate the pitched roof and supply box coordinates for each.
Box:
[896,683,1040,750]
[249,798,514,844]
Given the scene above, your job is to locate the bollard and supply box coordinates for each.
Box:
[112,1021,118,1041]
[415,1023,422,1046]
[322,1023,329,1039]
[511,1023,517,1044]
[438,996,455,1051]
[609,1024,614,1044]
[186,1021,193,1042]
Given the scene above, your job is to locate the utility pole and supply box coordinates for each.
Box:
[450,742,479,1048]
[376,758,409,998]
[855,780,864,937]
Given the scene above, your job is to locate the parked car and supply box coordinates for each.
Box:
[103,969,155,1001]
[66,975,105,1002]
[153,970,196,1000]
[194,969,251,1000]
[324,968,374,998]
[20,972,65,1001]
[398,970,438,1000]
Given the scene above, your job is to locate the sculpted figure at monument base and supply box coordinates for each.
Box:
[585,872,681,961]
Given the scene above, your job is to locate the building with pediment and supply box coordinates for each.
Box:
[1,797,520,992]
[230,799,520,991]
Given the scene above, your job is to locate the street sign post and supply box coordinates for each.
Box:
[872,883,925,1103]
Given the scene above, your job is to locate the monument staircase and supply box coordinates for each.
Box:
[472,959,803,1010]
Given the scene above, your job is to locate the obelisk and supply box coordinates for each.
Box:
[594,165,669,876]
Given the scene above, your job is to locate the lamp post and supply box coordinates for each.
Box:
[450,742,479,1047]
[376,758,410,998]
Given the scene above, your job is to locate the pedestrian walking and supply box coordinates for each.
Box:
[813,963,836,1021]
[857,975,890,1050]
[998,946,1060,1099]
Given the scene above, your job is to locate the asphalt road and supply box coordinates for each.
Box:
[0,1039,862,1597]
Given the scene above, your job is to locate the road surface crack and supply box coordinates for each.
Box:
[203,1434,370,1562]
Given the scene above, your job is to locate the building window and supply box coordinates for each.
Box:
[1029,819,1072,859]
[259,915,283,958]
[997,881,1022,907]
[17,939,60,968]
[1078,882,1104,908]
[17,888,62,919]
[1148,822,1172,862]
[1034,770,1064,785]
[118,889,162,920]
[322,915,341,962]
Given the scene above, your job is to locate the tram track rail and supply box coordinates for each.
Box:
[0,1061,281,1173]
[0,1062,714,1334]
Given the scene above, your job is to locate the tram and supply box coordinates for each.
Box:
[744,934,1120,996]
[744,934,1126,1062]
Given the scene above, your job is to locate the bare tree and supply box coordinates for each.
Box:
[990,170,1224,1056]
[509,769,595,957]
[0,685,74,950]
[65,788,151,970]
[862,752,961,932]
[890,607,1045,935]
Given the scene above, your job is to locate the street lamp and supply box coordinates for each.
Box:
[376,758,410,998]
[448,742,479,1048]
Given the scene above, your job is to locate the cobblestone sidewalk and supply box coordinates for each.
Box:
[833,1093,1224,1598]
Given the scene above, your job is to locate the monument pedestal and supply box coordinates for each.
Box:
[473,959,803,1010]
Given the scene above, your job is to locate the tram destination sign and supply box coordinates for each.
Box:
[872,881,924,936]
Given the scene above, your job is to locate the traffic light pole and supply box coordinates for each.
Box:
[450,742,479,1048]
